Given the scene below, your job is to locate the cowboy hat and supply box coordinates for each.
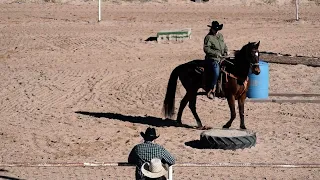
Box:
[140,127,159,141]
[141,158,168,178]
[207,21,223,31]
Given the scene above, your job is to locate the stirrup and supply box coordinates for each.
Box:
[207,89,215,99]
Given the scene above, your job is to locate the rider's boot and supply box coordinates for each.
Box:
[207,86,216,100]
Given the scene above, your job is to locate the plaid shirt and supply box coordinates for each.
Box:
[128,141,175,180]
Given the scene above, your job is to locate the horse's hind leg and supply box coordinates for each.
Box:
[176,93,189,126]
[223,95,236,128]
[188,91,203,128]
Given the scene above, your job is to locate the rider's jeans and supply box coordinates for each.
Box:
[206,60,220,90]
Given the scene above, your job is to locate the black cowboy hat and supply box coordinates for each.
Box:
[140,127,159,141]
[207,21,223,31]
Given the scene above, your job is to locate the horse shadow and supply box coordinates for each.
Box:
[75,111,195,129]
[0,169,25,180]
[0,176,23,180]
[0,175,24,180]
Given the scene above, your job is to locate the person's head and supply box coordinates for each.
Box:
[141,158,168,180]
[208,20,223,35]
[140,127,159,142]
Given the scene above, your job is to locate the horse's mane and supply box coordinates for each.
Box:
[234,42,255,62]
[228,42,256,78]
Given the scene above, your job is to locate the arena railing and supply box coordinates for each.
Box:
[1,162,320,180]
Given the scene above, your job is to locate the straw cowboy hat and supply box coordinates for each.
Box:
[141,158,168,178]
[207,20,223,31]
[140,127,159,141]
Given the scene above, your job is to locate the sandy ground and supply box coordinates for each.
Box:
[0,1,320,179]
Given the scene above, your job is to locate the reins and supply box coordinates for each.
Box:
[223,59,234,65]
[220,68,238,81]
[220,68,248,97]
[219,58,242,82]
[250,62,259,67]
[220,51,252,97]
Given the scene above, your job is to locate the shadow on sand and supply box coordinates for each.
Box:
[0,175,24,180]
[75,111,195,129]
[0,169,24,180]
[145,36,157,41]
[184,140,214,149]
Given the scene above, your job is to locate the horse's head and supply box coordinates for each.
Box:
[248,41,261,75]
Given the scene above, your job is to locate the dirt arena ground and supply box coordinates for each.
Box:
[0,0,319,179]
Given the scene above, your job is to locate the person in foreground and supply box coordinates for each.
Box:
[141,158,168,180]
[128,127,175,180]
[204,20,229,99]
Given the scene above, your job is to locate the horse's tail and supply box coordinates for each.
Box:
[163,64,182,119]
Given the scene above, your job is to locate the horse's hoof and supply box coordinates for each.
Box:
[223,125,230,129]
[240,126,247,130]
[175,121,183,127]
[196,126,211,130]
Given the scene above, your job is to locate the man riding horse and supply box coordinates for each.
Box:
[204,20,229,99]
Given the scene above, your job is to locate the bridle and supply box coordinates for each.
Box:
[249,49,260,68]
[220,42,260,79]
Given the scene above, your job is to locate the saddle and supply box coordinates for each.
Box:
[194,58,241,98]
[194,62,225,97]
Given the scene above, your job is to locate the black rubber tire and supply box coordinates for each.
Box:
[200,129,256,150]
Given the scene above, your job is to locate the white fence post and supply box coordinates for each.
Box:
[168,166,173,180]
[295,0,299,21]
[98,0,101,22]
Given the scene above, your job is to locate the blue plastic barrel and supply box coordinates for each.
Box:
[247,60,269,99]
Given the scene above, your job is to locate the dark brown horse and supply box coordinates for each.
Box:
[163,41,261,129]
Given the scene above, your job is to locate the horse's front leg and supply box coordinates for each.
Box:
[223,95,236,128]
[188,91,203,128]
[176,93,189,126]
[238,95,246,129]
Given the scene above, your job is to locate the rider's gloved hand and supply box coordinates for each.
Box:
[222,52,231,58]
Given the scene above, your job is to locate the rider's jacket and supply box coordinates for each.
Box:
[204,32,228,62]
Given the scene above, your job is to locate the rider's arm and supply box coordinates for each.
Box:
[128,146,137,164]
[161,147,175,166]
[219,33,229,56]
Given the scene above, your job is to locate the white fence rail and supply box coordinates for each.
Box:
[1,162,320,180]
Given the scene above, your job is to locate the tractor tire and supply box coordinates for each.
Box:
[200,129,256,150]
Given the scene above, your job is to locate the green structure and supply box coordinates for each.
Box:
[157,28,191,42]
